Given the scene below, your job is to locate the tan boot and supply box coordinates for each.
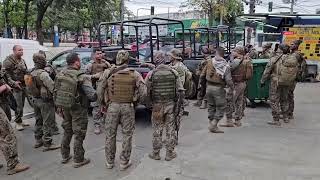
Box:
[34,140,43,149]
[165,150,177,161]
[43,143,61,152]
[105,162,114,169]
[283,118,290,123]
[193,100,201,107]
[73,158,91,168]
[209,120,224,133]
[94,125,101,135]
[0,164,3,169]
[199,100,207,109]
[119,160,132,171]
[7,163,30,175]
[61,155,72,164]
[220,119,235,127]
[234,120,242,127]
[149,151,161,160]
[16,123,24,131]
[21,121,30,127]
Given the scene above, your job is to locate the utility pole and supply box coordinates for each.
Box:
[290,0,294,14]
[249,0,255,14]
[120,0,124,21]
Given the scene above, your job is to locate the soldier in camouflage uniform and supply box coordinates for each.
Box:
[288,40,307,120]
[193,47,214,109]
[0,84,29,175]
[145,51,184,161]
[259,43,273,59]
[29,53,60,151]
[54,53,97,168]
[85,49,112,135]
[97,50,146,170]
[261,44,298,126]
[3,45,30,131]
[223,47,253,127]
[200,47,234,133]
[245,44,259,59]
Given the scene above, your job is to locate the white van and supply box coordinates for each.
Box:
[0,38,48,69]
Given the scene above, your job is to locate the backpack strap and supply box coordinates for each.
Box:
[231,56,245,73]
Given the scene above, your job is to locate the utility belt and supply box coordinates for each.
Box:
[207,81,225,87]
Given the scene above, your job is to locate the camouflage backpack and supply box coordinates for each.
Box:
[277,54,299,86]
[54,70,83,108]
[24,69,44,97]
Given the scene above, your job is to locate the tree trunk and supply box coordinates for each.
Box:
[17,27,23,39]
[23,0,31,39]
[36,10,45,45]
[3,0,10,38]
[208,8,214,27]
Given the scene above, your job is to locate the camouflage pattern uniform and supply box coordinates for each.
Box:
[287,49,307,119]
[259,43,273,59]
[85,59,111,132]
[194,53,211,108]
[0,62,17,121]
[57,67,97,164]
[261,45,297,125]
[247,49,259,59]
[0,107,19,172]
[225,47,253,127]
[3,54,28,124]
[145,58,184,161]
[30,53,58,149]
[97,51,146,169]
[200,55,233,133]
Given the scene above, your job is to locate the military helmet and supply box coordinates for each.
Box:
[292,40,302,46]
[233,46,246,55]
[116,50,129,65]
[153,50,166,66]
[33,53,47,67]
[168,48,182,61]
[201,46,210,55]
[279,44,290,54]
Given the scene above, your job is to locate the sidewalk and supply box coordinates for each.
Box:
[120,83,320,180]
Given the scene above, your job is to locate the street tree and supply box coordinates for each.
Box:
[35,0,54,45]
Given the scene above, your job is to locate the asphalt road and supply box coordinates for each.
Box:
[1,82,320,180]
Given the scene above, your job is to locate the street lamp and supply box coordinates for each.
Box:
[136,8,151,19]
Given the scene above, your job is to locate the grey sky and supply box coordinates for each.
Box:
[126,0,320,17]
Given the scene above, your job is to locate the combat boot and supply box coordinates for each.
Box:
[43,143,61,152]
[105,162,114,169]
[288,115,294,120]
[61,155,72,164]
[165,150,177,161]
[208,120,224,133]
[0,164,3,169]
[119,160,132,171]
[199,100,207,109]
[234,120,242,127]
[34,139,43,149]
[149,151,161,160]
[94,125,101,135]
[267,120,281,126]
[73,158,91,168]
[283,118,290,123]
[193,100,201,107]
[15,123,24,131]
[7,163,30,175]
[21,121,30,127]
[220,119,235,127]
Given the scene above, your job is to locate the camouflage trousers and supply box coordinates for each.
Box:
[13,88,26,124]
[61,105,89,163]
[92,101,104,127]
[105,102,135,164]
[0,101,11,121]
[151,102,176,152]
[269,80,289,121]
[33,98,55,146]
[0,107,19,170]
[226,82,246,120]
[206,84,226,122]
[287,83,296,118]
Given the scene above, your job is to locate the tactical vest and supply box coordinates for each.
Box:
[206,60,225,85]
[277,54,299,86]
[91,62,108,75]
[54,70,83,108]
[108,69,135,103]
[151,67,176,103]
[232,58,253,82]
[171,65,185,85]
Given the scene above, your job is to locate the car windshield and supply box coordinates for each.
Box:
[51,51,92,71]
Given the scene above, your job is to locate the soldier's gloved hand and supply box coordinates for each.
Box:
[260,82,265,88]
[14,81,22,90]
[5,84,12,93]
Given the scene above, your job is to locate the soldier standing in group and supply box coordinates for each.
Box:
[26,53,60,151]
[54,53,97,168]
[245,44,259,59]
[194,47,213,109]
[0,84,29,175]
[97,50,146,170]
[146,51,184,161]
[288,40,307,120]
[3,45,30,131]
[261,44,299,125]
[200,47,233,133]
[223,47,253,127]
[259,43,273,59]
[85,49,112,135]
